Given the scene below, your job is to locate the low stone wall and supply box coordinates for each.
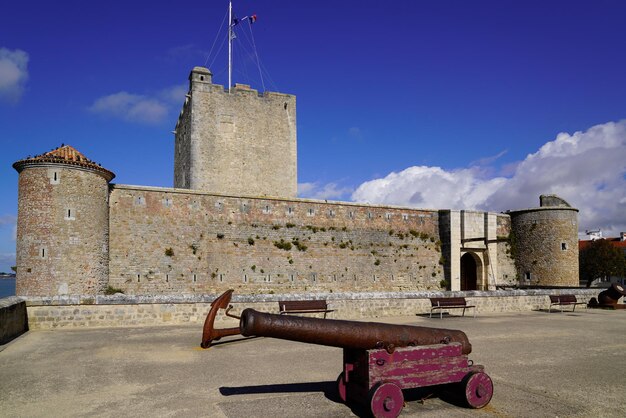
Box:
[0,297,29,344]
[23,289,599,330]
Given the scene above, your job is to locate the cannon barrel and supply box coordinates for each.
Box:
[239,308,472,354]
[598,283,626,306]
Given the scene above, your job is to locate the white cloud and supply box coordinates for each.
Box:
[352,166,506,210]
[352,120,626,237]
[0,215,17,242]
[88,84,187,125]
[89,92,168,124]
[0,47,29,103]
[348,126,362,139]
[158,84,187,104]
[298,182,353,201]
[0,214,16,226]
[469,149,508,167]
[0,253,16,270]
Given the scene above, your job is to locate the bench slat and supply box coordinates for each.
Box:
[278,300,334,318]
[429,297,476,319]
[548,294,587,312]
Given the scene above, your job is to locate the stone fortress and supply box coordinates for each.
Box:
[12,67,580,298]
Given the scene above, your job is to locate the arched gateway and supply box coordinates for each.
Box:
[460,252,480,291]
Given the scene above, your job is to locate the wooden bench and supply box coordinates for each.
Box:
[278,300,334,318]
[549,295,587,312]
[429,297,476,319]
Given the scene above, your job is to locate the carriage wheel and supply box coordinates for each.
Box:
[369,382,404,418]
[462,372,493,409]
[336,372,347,403]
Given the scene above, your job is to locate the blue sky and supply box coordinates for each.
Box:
[1,0,626,273]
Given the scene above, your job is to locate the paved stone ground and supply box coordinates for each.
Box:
[1,308,625,417]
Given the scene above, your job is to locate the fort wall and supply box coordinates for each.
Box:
[11,64,580,299]
[108,184,445,295]
[22,288,598,330]
[496,214,517,286]
[0,297,28,343]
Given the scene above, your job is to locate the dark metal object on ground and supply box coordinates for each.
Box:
[201,289,241,348]
[240,308,471,354]
[599,283,626,306]
[589,283,626,309]
[239,309,491,417]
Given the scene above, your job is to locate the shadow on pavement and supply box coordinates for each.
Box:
[220,381,468,417]
[220,380,340,401]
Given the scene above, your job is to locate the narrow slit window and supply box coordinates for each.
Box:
[193,274,197,282]
[65,208,76,220]
[49,170,60,185]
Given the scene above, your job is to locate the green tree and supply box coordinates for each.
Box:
[579,239,626,287]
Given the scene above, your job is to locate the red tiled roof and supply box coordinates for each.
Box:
[579,238,626,250]
[42,145,91,163]
[13,144,115,181]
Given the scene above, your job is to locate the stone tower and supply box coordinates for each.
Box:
[13,146,115,296]
[173,67,297,198]
[508,195,579,286]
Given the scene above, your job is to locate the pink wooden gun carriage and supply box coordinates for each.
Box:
[201,292,492,417]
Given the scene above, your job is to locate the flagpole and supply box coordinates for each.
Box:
[228,1,232,93]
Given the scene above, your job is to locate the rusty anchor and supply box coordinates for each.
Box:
[200,289,242,348]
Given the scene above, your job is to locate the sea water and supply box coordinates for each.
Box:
[0,278,16,298]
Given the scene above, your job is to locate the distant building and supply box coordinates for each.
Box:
[579,233,626,285]
[579,232,626,252]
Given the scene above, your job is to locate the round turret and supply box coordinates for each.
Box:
[508,195,579,287]
[13,145,115,296]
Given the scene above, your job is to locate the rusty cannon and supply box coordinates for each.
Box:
[589,283,626,309]
[238,308,493,417]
